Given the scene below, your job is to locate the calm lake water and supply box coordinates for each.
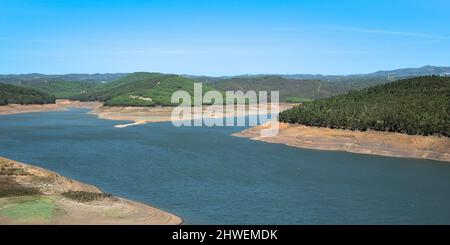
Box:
[1,108,450,224]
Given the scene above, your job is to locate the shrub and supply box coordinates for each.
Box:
[61,191,115,202]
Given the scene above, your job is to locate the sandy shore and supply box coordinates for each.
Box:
[234,122,450,162]
[91,103,295,127]
[0,100,295,128]
[115,120,148,128]
[0,157,182,225]
[0,99,102,115]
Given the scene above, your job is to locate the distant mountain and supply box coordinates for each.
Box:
[1,65,448,104]
[0,83,56,105]
[280,65,450,81]
[366,65,450,78]
[2,66,449,85]
[188,66,450,101]
[187,65,450,83]
[209,76,356,102]
[0,73,128,84]
[280,76,450,136]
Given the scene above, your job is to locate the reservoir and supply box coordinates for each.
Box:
[1,109,449,224]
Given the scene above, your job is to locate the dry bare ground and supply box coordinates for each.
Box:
[0,157,182,225]
[91,103,296,127]
[0,99,102,115]
[234,122,450,162]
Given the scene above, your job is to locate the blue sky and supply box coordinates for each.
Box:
[0,0,449,75]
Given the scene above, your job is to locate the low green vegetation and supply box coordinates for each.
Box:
[279,76,450,136]
[0,83,56,105]
[285,97,314,103]
[62,191,114,202]
[105,95,156,106]
[0,196,59,221]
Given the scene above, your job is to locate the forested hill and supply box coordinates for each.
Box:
[279,76,450,136]
[0,83,56,105]
[73,72,215,106]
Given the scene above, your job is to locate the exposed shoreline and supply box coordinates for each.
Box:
[91,103,295,127]
[0,99,102,115]
[234,122,450,162]
[0,157,183,225]
[0,100,295,128]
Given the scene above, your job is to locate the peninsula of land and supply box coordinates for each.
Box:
[0,157,182,224]
[91,103,295,127]
[234,122,450,162]
[235,76,450,162]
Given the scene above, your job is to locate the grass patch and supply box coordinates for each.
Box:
[285,96,314,103]
[103,207,125,218]
[62,191,115,203]
[0,196,58,221]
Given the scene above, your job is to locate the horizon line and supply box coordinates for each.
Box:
[0,65,449,78]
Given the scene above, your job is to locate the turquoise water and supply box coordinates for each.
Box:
[1,108,450,224]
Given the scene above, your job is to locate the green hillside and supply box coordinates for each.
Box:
[210,76,355,101]
[279,76,450,136]
[0,83,56,105]
[73,72,215,106]
[22,80,99,99]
